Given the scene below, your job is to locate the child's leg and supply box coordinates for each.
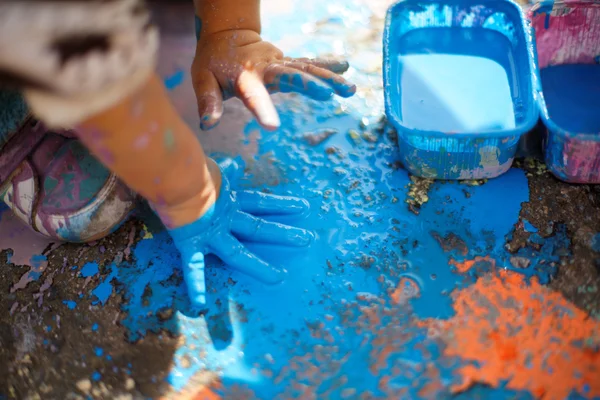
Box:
[75,73,220,229]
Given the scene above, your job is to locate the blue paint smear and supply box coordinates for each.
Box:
[91,269,117,305]
[63,300,77,310]
[80,262,99,278]
[164,70,186,92]
[523,219,538,233]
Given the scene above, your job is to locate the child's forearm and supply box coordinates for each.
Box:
[76,73,221,228]
[194,0,261,38]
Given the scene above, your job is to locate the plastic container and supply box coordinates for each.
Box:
[383,0,539,179]
[531,0,600,183]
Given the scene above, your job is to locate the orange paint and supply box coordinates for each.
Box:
[449,256,495,274]
[391,277,420,304]
[422,270,600,400]
[191,388,221,400]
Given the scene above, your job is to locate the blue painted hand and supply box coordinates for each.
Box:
[168,158,313,307]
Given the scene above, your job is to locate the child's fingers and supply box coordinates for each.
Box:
[263,65,333,101]
[235,70,280,131]
[212,234,285,284]
[192,70,223,131]
[237,191,310,216]
[281,62,356,98]
[284,57,350,74]
[181,250,207,307]
[232,211,313,247]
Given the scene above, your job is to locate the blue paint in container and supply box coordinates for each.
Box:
[541,65,600,134]
[532,0,600,183]
[383,0,538,180]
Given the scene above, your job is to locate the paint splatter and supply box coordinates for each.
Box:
[164,70,186,91]
[422,270,600,400]
[63,300,77,310]
[80,262,99,278]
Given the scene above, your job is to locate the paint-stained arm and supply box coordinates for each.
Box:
[191,0,357,131]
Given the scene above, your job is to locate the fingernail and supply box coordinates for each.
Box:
[200,115,220,131]
[261,113,281,131]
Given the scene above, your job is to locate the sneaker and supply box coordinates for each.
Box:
[0,93,137,243]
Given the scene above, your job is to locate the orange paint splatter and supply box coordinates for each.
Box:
[391,277,420,304]
[423,271,600,400]
[449,256,495,274]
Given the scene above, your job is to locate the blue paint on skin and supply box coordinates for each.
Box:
[63,300,77,310]
[276,73,333,100]
[80,262,99,278]
[164,70,186,92]
[540,65,600,134]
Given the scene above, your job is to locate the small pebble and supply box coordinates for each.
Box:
[125,377,135,391]
[76,379,92,394]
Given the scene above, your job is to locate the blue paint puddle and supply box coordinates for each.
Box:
[393,28,516,132]
[97,96,542,398]
[80,262,99,278]
[541,64,600,134]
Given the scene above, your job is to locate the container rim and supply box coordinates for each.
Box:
[382,0,540,140]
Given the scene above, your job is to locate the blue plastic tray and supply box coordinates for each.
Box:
[383,0,539,180]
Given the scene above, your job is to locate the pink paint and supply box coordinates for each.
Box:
[531,2,600,69]
[560,136,600,183]
[124,225,137,261]
[0,207,55,267]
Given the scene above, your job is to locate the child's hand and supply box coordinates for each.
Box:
[191,29,356,131]
[169,158,313,307]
